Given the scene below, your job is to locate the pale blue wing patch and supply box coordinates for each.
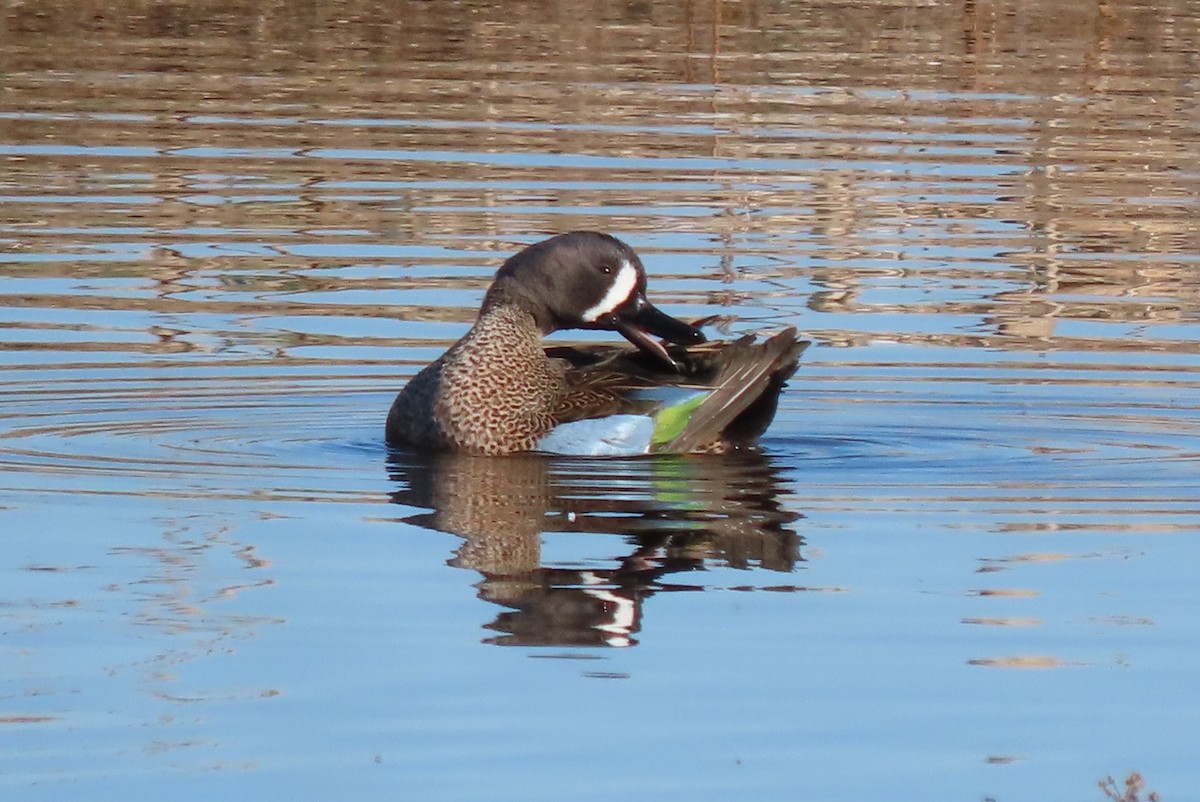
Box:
[535,414,654,457]
[535,389,712,457]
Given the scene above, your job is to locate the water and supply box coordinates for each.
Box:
[2,2,1199,799]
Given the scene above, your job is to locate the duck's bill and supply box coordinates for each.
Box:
[614,301,706,371]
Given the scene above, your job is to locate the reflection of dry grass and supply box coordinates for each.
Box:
[5,0,1199,360]
[982,551,1092,564]
[961,616,1041,627]
[0,715,57,724]
[1090,615,1155,627]
[967,655,1079,668]
[969,588,1040,598]
[1099,772,1161,802]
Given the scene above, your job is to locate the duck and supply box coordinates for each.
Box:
[385,231,807,456]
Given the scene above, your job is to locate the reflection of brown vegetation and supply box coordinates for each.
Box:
[0,715,57,724]
[1,0,1197,359]
[1090,615,1154,627]
[967,655,1079,668]
[969,587,1039,597]
[1099,772,1162,802]
[983,551,1086,564]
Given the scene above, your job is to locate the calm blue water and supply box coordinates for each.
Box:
[3,2,1199,800]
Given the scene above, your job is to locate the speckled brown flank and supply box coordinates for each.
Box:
[387,305,563,455]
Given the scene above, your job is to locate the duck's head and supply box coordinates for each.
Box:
[483,231,706,369]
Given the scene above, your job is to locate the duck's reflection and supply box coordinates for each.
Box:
[387,451,802,647]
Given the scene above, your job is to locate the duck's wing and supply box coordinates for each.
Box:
[655,328,808,454]
[540,329,807,455]
[542,344,672,423]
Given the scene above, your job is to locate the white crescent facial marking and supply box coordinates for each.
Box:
[580,258,638,322]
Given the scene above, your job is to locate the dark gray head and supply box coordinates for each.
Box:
[482,232,706,368]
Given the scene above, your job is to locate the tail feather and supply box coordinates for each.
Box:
[656,328,806,453]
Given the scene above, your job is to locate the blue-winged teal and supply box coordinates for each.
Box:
[385,232,807,456]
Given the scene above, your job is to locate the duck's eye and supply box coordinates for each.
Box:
[599,264,613,275]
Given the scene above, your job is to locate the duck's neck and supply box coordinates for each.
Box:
[480,281,557,335]
[467,303,543,348]
[446,303,548,378]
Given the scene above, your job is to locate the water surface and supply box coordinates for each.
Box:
[2,2,1198,800]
